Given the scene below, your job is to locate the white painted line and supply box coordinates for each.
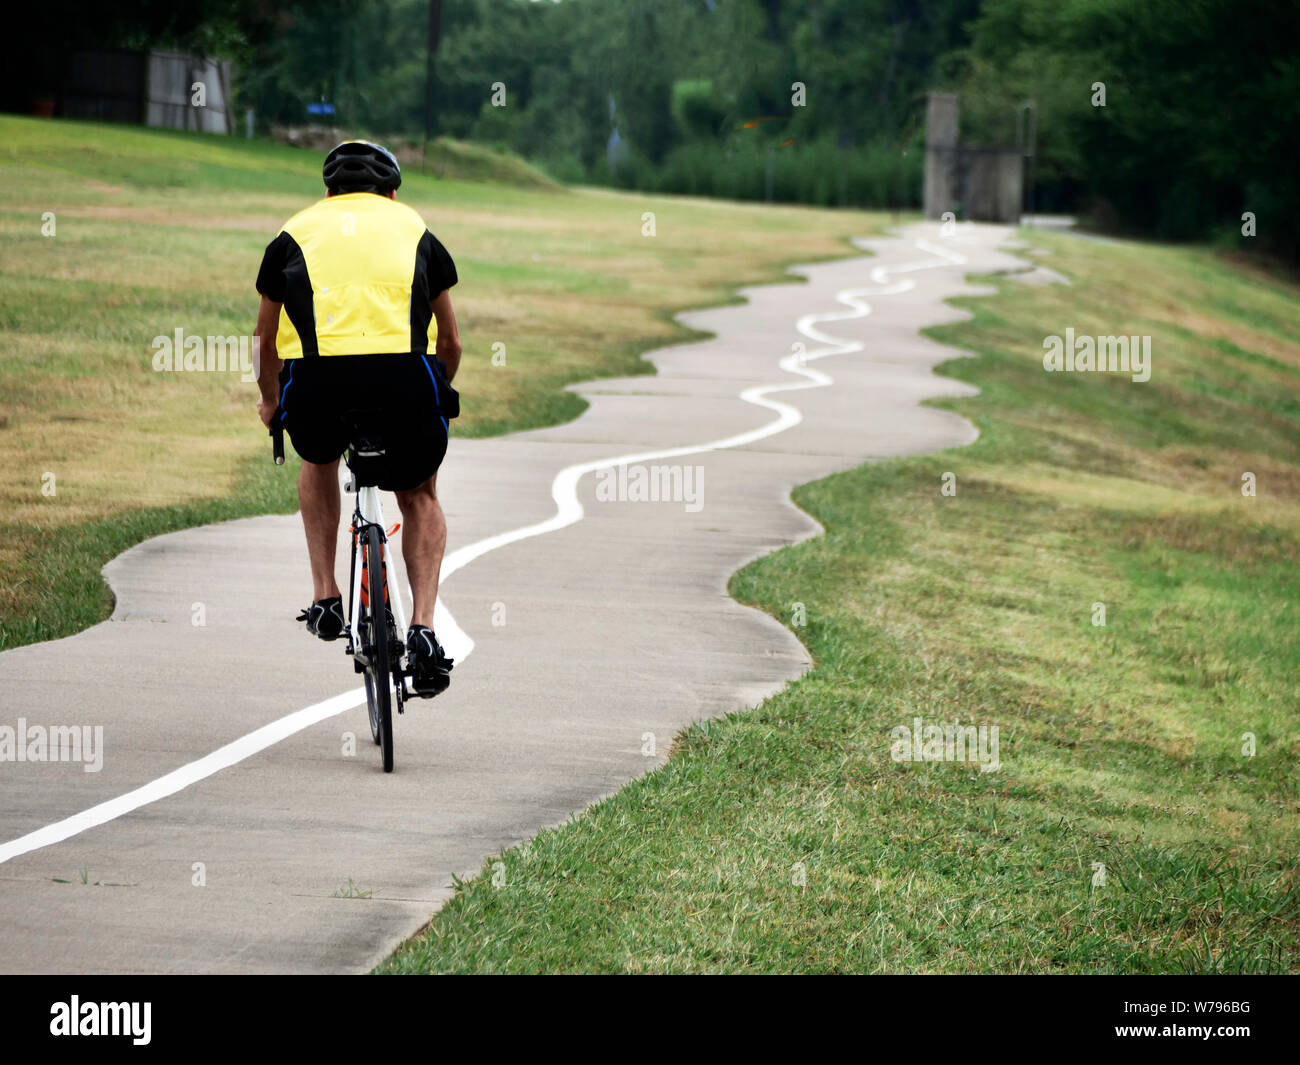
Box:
[0,689,366,864]
[0,238,964,866]
[435,243,967,657]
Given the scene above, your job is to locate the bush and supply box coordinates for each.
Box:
[611,137,921,209]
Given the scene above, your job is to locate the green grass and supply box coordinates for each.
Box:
[380,230,1300,974]
[395,136,561,189]
[0,115,889,650]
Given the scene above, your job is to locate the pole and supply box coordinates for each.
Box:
[423,0,443,167]
[1017,100,1037,227]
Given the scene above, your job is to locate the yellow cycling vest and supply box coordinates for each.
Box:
[255,192,457,359]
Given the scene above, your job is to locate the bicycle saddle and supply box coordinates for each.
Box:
[341,409,389,486]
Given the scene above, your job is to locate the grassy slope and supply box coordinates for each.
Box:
[381,232,1300,974]
[0,115,888,649]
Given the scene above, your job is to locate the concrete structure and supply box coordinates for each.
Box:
[49,48,232,133]
[924,92,1024,223]
[923,92,961,220]
[145,52,232,133]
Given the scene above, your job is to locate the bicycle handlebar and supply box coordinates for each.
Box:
[270,408,284,465]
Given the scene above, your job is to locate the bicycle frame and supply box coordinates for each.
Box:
[347,482,409,648]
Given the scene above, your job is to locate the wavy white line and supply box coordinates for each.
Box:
[0,236,965,866]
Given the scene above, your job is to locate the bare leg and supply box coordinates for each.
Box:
[394,474,445,629]
[299,458,341,601]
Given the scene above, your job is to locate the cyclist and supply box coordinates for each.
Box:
[253,140,458,696]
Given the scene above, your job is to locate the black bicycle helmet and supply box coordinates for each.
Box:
[322,140,402,193]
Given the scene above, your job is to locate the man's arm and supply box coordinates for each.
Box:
[431,289,461,382]
[255,294,283,428]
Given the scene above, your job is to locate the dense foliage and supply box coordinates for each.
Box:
[12,0,1299,255]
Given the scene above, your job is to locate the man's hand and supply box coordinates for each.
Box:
[258,396,278,429]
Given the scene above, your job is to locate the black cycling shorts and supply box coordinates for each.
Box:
[276,353,457,492]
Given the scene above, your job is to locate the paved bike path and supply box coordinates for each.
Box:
[0,222,1032,972]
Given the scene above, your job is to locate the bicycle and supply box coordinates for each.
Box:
[272,409,422,773]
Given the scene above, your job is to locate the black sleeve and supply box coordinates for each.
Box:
[421,230,458,297]
[255,232,292,302]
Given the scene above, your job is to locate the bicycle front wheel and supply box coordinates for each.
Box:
[363,523,394,772]
[364,670,380,745]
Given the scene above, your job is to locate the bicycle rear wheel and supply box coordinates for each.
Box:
[363,523,394,772]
